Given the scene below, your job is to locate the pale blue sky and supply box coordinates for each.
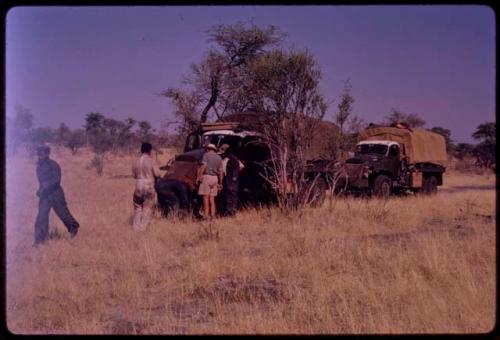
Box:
[6,5,495,143]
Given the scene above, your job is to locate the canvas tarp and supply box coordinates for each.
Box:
[217,111,340,160]
[358,127,447,165]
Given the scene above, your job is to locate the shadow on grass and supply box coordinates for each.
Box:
[440,184,495,194]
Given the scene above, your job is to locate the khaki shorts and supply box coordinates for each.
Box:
[198,175,219,197]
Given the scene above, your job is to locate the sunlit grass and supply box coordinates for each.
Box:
[5,147,496,334]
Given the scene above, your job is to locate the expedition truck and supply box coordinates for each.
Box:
[340,125,447,197]
[158,111,340,214]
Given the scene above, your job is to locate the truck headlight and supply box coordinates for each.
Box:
[362,166,371,178]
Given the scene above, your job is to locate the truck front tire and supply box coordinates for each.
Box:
[373,175,392,198]
[422,176,438,195]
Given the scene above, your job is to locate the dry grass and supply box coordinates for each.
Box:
[6,147,496,334]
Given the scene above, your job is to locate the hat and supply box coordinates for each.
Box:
[218,143,230,154]
[205,143,217,151]
[36,145,50,154]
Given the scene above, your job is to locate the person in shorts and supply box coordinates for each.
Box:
[196,143,223,220]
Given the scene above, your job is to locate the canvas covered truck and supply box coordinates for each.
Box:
[157,111,340,215]
[340,126,447,197]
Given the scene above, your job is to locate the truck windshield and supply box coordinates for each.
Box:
[356,144,388,155]
[202,134,242,150]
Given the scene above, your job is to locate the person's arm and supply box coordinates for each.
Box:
[197,153,208,184]
[153,161,163,179]
[218,162,224,190]
[197,164,206,184]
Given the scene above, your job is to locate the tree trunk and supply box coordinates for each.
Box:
[199,76,219,124]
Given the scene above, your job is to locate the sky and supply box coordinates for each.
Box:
[6,5,496,143]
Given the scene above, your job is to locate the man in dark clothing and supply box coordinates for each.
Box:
[219,144,244,216]
[34,145,79,245]
[155,178,190,217]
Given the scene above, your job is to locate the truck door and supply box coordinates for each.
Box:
[388,144,401,178]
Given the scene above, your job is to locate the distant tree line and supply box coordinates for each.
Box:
[6,106,181,175]
[374,108,495,169]
[332,96,495,170]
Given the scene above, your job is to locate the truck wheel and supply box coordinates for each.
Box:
[307,177,327,207]
[373,175,392,198]
[422,176,438,195]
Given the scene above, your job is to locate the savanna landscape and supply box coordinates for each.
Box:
[5,146,496,334]
[5,7,496,336]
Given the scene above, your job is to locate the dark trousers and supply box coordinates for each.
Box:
[221,180,239,216]
[155,179,190,216]
[225,188,238,216]
[34,187,79,243]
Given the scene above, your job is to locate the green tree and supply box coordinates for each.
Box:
[383,108,426,128]
[453,143,474,160]
[84,112,106,133]
[137,120,154,142]
[472,122,495,144]
[64,129,85,155]
[8,105,34,154]
[28,127,56,153]
[430,126,454,152]
[55,123,71,146]
[162,22,284,134]
[116,117,137,153]
[334,80,366,157]
[84,112,111,176]
[248,48,327,210]
[335,80,354,134]
[472,122,495,168]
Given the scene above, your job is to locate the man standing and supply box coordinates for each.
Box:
[132,142,163,231]
[218,144,244,216]
[34,145,79,246]
[196,143,223,220]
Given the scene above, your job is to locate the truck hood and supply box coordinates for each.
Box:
[345,154,384,165]
[175,148,205,162]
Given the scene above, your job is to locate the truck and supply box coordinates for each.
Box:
[339,125,447,197]
[157,110,340,215]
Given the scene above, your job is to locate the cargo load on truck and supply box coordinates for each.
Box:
[358,126,447,165]
[217,111,340,161]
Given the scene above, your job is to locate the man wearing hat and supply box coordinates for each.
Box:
[196,143,223,220]
[34,145,79,245]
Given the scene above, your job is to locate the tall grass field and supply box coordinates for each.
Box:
[5,147,496,334]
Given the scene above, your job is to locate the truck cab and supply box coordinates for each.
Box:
[170,123,275,206]
[353,141,402,177]
[342,126,447,197]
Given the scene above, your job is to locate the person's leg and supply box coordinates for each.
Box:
[218,184,227,216]
[202,195,210,219]
[176,183,189,210]
[209,195,217,218]
[50,189,80,235]
[226,188,238,216]
[132,195,144,231]
[34,197,52,244]
[163,191,179,216]
[140,193,155,230]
